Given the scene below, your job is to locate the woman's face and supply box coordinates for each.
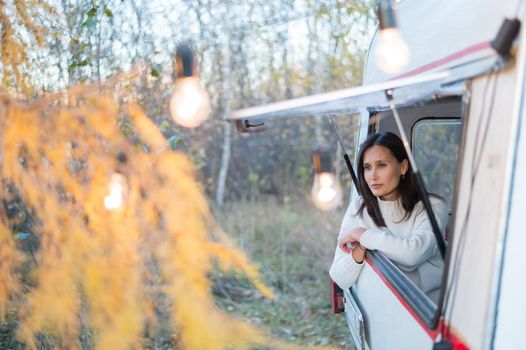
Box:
[362,145,408,201]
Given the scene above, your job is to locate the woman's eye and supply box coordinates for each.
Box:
[378,163,386,168]
[364,165,371,170]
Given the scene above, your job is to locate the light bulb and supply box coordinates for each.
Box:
[104,173,128,210]
[169,77,212,128]
[311,173,343,211]
[374,28,410,74]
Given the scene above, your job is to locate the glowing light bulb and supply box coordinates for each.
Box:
[104,173,128,210]
[169,42,212,128]
[311,172,343,211]
[374,28,410,74]
[169,77,211,128]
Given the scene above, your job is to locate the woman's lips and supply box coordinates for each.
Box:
[370,184,382,189]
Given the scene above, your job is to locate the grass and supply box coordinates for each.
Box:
[213,195,355,349]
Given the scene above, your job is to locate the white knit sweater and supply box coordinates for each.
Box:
[329,195,448,299]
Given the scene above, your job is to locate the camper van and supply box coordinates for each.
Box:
[229,0,526,349]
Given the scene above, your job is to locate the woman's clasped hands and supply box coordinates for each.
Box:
[338,227,367,263]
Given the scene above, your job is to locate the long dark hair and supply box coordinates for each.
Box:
[356,132,420,227]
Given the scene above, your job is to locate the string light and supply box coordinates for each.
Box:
[170,42,212,128]
[311,145,342,211]
[374,0,410,74]
[104,153,129,211]
[104,173,128,210]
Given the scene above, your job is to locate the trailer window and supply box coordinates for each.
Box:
[412,119,462,206]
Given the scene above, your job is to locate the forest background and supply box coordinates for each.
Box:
[0,0,376,348]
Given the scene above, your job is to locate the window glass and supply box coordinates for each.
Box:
[412,119,462,206]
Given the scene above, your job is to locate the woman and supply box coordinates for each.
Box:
[329,132,448,301]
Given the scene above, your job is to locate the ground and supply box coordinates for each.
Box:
[214,196,355,349]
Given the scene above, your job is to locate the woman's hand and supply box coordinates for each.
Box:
[351,244,366,264]
[338,227,367,254]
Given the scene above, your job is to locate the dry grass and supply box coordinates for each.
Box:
[212,195,356,349]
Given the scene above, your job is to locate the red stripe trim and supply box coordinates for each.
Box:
[391,41,492,80]
[437,319,471,350]
[450,334,470,350]
[365,257,470,348]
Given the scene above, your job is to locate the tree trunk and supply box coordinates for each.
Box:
[215,2,232,207]
[215,119,232,206]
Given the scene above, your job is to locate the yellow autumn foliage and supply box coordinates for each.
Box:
[0,90,334,350]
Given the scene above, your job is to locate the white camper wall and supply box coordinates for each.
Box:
[492,70,526,349]
[443,1,526,348]
[446,64,517,350]
[492,4,526,346]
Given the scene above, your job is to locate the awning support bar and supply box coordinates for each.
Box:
[386,90,447,259]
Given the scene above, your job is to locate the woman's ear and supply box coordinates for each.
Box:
[401,159,409,176]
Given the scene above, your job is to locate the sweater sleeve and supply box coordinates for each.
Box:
[359,198,449,271]
[329,197,366,289]
[329,245,365,289]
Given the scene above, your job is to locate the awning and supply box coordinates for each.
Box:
[227,51,502,122]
